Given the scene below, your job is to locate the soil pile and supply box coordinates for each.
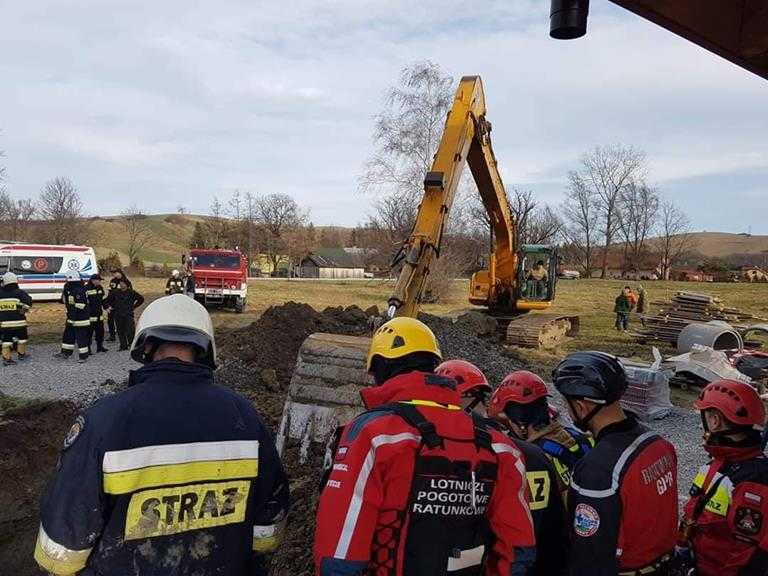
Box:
[0,399,77,576]
[218,302,371,392]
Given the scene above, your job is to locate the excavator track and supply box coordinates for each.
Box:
[504,313,580,349]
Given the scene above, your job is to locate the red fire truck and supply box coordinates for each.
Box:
[188,248,248,313]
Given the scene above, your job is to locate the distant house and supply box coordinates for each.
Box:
[676,269,714,283]
[742,266,768,283]
[299,248,365,279]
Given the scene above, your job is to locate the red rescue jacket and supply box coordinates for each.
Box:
[682,445,768,576]
[313,371,535,576]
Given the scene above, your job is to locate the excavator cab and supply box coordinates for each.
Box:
[516,245,558,305]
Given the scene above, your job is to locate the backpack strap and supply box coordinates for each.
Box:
[388,403,443,449]
[471,414,493,453]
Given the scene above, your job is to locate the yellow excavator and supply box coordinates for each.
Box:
[277,76,577,458]
[385,75,577,347]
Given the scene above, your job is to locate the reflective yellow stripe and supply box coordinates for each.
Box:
[124,480,251,541]
[34,524,92,575]
[74,303,86,309]
[103,458,259,495]
[526,470,551,511]
[61,344,75,350]
[400,400,461,410]
[691,472,733,516]
[67,320,91,327]
[1,320,28,328]
[252,518,286,553]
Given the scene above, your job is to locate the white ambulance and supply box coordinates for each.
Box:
[0,243,99,301]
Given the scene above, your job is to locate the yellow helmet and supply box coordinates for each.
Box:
[366,317,442,371]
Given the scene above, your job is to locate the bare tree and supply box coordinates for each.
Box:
[561,171,600,277]
[121,204,154,264]
[0,193,36,241]
[656,199,694,280]
[38,177,86,244]
[252,193,308,273]
[176,204,187,214]
[616,180,660,272]
[574,145,646,278]
[205,197,230,248]
[361,61,453,244]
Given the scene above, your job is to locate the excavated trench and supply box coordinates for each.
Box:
[2,302,526,575]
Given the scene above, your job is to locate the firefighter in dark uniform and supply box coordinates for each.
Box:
[35,294,290,576]
[674,379,768,576]
[106,268,131,341]
[85,273,108,353]
[553,351,679,576]
[55,270,91,363]
[488,370,593,499]
[466,370,565,576]
[0,272,32,366]
[165,269,185,295]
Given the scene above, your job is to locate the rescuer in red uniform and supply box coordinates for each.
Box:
[675,379,768,576]
[488,370,592,499]
[435,359,493,415]
[553,351,678,575]
[314,317,535,576]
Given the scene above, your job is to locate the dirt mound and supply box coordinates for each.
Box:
[218,302,371,394]
[0,399,77,576]
[420,312,528,384]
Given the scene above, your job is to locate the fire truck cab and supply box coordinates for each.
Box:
[188,248,248,313]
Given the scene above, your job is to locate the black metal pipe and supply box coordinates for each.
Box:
[550,0,590,40]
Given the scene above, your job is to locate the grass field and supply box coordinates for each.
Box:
[27,277,767,357]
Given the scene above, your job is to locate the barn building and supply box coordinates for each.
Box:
[299,249,365,279]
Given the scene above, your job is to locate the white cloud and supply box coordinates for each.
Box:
[0,0,765,232]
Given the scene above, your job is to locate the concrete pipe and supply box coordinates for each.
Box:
[677,322,744,354]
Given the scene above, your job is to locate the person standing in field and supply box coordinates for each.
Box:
[635,284,648,326]
[0,272,32,366]
[106,268,132,342]
[614,286,632,332]
[103,280,144,351]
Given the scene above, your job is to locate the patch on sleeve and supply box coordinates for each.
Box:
[63,415,85,450]
[574,503,601,537]
[335,446,348,461]
[735,507,763,537]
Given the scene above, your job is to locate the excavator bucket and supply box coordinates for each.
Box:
[276,333,370,463]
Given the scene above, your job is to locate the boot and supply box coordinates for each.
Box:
[107,335,116,342]
[53,351,70,359]
[3,358,16,366]
[97,346,109,353]
[17,353,27,361]
[77,357,88,364]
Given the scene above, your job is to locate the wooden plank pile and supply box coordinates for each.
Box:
[634,291,764,344]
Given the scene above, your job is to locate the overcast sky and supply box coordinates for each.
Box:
[1,1,766,233]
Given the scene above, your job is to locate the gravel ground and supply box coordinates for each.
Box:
[0,343,134,406]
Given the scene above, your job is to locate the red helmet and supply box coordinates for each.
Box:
[488,371,549,418]
[435,360,491,397]
[694,379,766,429]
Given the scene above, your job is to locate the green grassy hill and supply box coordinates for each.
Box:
[88,214,205,265]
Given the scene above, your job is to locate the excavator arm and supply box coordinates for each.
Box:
[386,75,517,318]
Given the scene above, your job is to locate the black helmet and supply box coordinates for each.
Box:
[552,351,628,404]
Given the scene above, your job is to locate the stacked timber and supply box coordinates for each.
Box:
[634,291,764,344]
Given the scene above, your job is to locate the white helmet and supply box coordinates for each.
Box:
[65,270,81,282]
[2,272,18,285]
[131,294,216,367]
[172,269,180,277]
